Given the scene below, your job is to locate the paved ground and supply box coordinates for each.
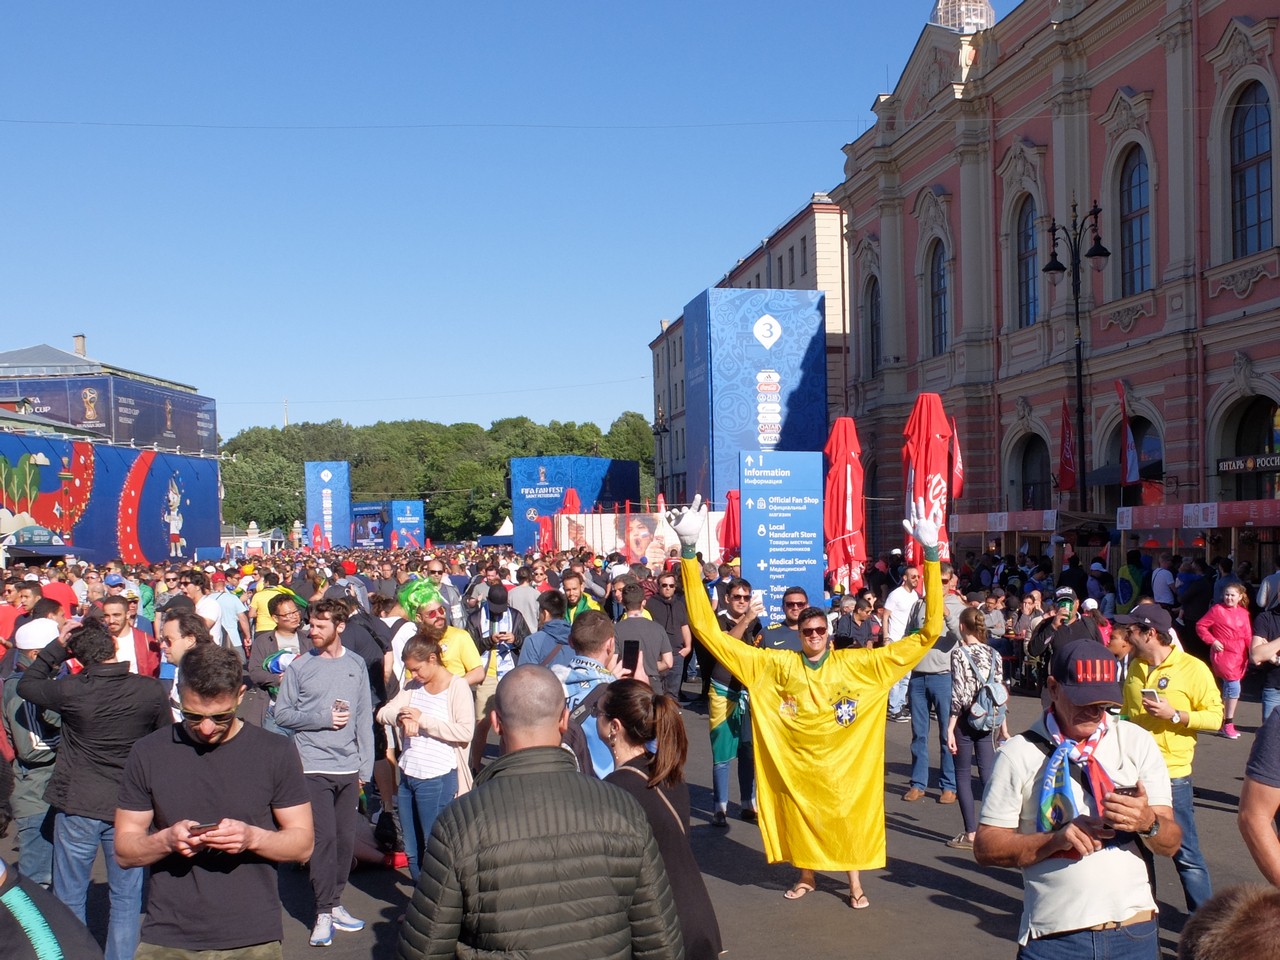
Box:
[4,678,1271,959]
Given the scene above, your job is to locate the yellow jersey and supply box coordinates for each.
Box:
[681,555,942,870]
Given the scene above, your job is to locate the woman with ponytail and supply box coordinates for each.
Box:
[599,679,722,960]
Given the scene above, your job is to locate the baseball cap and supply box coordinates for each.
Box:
[104,574,126,587]
[487,583,509,612]
[1054,587,1078,605]
[1081,597,1099,612]
[1050,639,1123,705]
[1089,562,1106,573]
[15,619,60,651]
[1114,601,1172,634]
[211,572,226,584]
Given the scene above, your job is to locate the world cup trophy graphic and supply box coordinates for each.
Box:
[81,387,99,422]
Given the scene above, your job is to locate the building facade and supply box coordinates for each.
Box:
[830,0,1280,560]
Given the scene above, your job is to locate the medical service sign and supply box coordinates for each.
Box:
[739,451,824,625]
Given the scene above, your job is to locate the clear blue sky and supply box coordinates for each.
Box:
[0,2,1009,442]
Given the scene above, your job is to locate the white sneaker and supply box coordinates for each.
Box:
[310,913,333,947]
[331,905,366,932]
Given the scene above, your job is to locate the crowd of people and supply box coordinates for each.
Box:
[0,516,1279,958]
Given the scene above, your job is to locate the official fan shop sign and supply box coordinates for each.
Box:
[740,451,824,625]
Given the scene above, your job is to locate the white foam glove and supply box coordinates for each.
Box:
[902,497,939,550]
[666,494,707,553]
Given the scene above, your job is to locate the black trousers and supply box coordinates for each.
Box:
[306,772,360,914]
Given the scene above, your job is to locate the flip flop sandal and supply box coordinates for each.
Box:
[783,882,816,900]
[849,893,870,910]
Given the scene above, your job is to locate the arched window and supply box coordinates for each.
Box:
[865,277,882,376]
[1234,396,1280,500]
[1231,82,1273,259]
[1016,197,1038,328]
[1120,146,1151,296]
[929,241,948,356]
[1020,436,1051,510]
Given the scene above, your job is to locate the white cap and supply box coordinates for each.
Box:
[1081,597,1099,612]
[1089,562,1106,573]
[15,619,59,650]
[23,573,40,582]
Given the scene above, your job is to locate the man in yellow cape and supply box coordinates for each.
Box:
[669,495,943,907]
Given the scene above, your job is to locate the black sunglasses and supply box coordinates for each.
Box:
[181,709,237,726]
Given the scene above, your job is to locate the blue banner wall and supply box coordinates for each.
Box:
[509,456,640,553]
[389,500,425,549]
[0,434,220,563]
[682,288,828,508]
[305,461,351,549]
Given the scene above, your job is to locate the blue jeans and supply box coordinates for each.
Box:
[888,675,909,714]
[52,812,143,960]
[1170,776,1212,911]
[16,807,55,886]
[1263,686,1280,720]
[1018,919,1158,959]
[712,739,756,811]
[908,672,956,792]
[398,767,458,881]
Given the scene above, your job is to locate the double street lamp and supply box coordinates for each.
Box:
[1043,199,1110,513]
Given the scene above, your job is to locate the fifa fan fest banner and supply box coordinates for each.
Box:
[683,288,828,508]
[510,456,641,554]
[389,500,425,550]
[552,510,724,570]
[0,433,220,563]
[305,461,351,549]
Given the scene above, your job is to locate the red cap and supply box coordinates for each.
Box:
[341,560,357,576]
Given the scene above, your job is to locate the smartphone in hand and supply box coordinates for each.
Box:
[621,639,641,673]
[332,699,350,713]
[189,821,219,836]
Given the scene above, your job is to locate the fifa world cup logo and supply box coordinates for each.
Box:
[538,466,547,483]
[165,398,173,432]
[81,387,99,421]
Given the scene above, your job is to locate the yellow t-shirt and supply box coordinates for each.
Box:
[1122,646,1223,778]
[682,555,942,871]
[439,625,482,679]
[250,587,283,632]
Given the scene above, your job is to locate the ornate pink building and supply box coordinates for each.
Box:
[830,0,1279,562]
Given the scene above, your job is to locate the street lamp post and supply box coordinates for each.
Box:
[652,404,670,501]
[1043,198,1110,513]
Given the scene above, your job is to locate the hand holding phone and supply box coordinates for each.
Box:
[188,820,220,836]
[1140,688,1161,703]
[621,639,641,674]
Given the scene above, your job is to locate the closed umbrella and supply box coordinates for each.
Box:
[558,488,582,515]
[717,489,741,563]
[823,416,866,592]
[902,393,953,562]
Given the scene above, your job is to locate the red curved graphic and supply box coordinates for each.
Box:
[117,450,155,564]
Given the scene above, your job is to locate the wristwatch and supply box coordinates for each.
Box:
[1141,815,1161,839]
[1170,710,1182,725]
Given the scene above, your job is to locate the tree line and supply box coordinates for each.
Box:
[219,413,655,542]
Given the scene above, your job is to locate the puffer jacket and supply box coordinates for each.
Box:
[396,746,683,960]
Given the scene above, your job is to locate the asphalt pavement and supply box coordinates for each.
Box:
[4,677,1271,959]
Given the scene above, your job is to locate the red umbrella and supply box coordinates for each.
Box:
[823,416,866,592]
[537,516,555,553]
[717,489,741,563]
[558,488,582,515]
[902,393,953,563]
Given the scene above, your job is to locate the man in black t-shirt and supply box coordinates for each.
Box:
[115,644,313,957]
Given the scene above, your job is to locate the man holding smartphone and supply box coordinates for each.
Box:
[273,599,373,948]
[1119,602,1222,913]
[115,644,313,959]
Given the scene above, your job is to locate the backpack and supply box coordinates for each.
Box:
[562,680,612,778]
[957,644,1008,733]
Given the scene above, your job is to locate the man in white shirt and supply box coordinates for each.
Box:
[884,565,922,721]
[1151,553,1176,609]
[183,571,228,648]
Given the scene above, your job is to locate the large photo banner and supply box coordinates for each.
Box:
[305,461,351,549]
[0,434,220,563]
[682,288,828,508]
[551,510,725,572]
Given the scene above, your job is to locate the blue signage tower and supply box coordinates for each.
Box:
[683,288,827,508]
[739,451,825,625]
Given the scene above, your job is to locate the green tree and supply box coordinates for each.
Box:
[220,452,303,530]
